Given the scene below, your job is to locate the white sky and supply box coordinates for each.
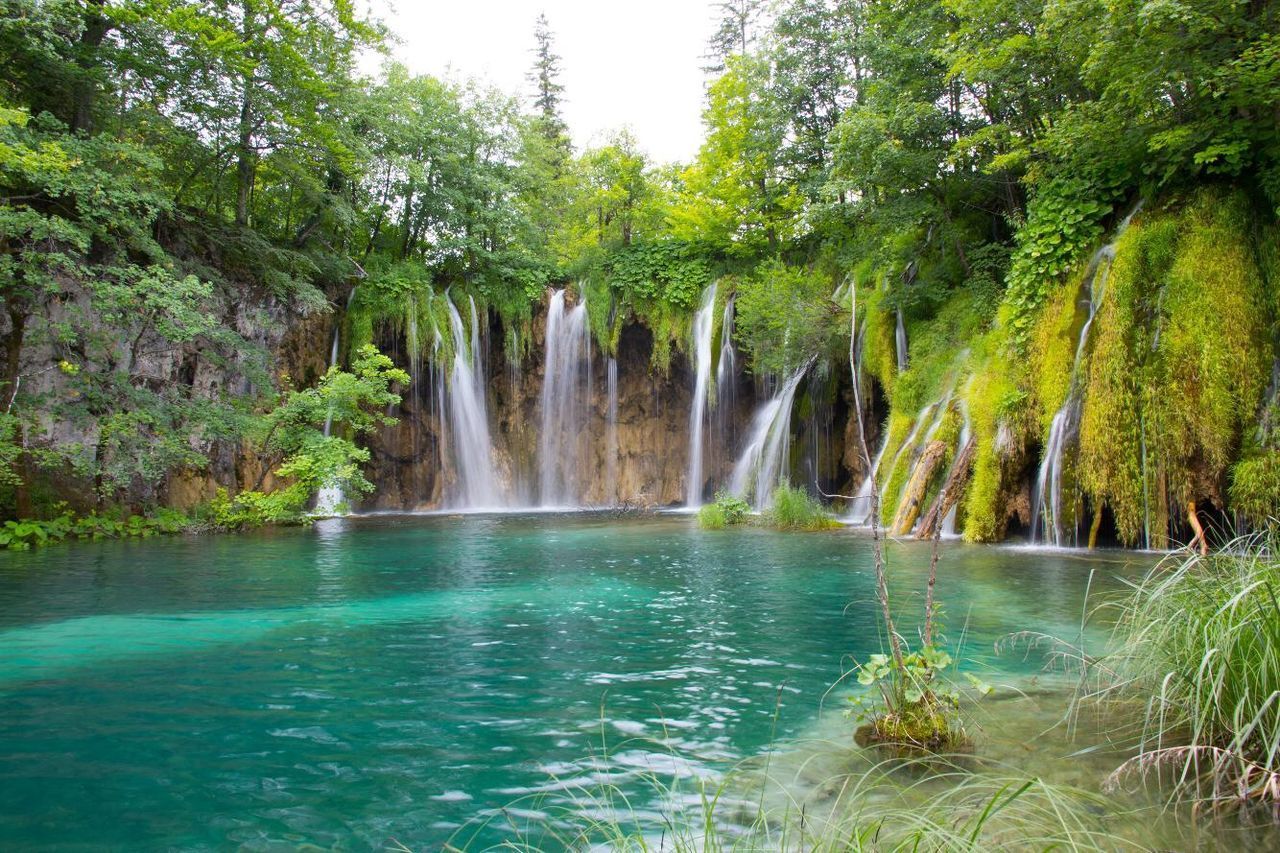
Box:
[365,1,717,164]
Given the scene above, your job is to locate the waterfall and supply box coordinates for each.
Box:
[940,403,973,538]
[895,309,908,372]
[1029,248,1120,545]
[314,288,359,516]
[727,361,812,510]
[539,288,591,506]
[443,293,504,509]
[712,294,738,480]
[606,356,619,506]
[686,282,718,506]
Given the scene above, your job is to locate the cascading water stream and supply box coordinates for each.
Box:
[940,403,973,538]
[727,360,813,509]
[686,283,718,506]
[314,288,359,515]
[539,288,591,506]
[712,294,738,480]
[1029,203,1143,545]
[895,309,908,372]
[443,293,504,509]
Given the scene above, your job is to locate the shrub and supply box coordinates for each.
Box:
[697,491,750,530]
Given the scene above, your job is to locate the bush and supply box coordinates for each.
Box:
[764,484,839,531]
[697,491,750,530]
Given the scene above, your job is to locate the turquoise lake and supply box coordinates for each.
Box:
[0,514,1145,849]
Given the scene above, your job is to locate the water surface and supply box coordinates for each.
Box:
[0,515,1145,849]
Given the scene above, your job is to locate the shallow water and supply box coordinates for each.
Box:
[0,515,1149,849]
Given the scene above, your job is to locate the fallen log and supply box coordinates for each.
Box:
[892,440,948,536]
[1188,500,1209,556]
[916,437,977,540]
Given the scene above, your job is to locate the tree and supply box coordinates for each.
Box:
[704,0,767,72]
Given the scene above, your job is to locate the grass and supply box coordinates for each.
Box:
[764,484,841,531]
[1087,535,1280,815]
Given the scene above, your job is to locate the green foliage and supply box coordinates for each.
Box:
[1004,181,1115,347]
[763,484,839,531]
[851,640,989,753]
[223,344,407,527]
[0,507,194,550]
[734,260,841,375]
[605,240,712,310]
[696,491,751,530]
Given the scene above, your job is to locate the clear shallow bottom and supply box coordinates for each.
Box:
[0,515,1148,849]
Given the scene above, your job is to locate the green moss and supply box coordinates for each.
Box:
[859,282,898,398]
[1029,263,1089,434]
[1150,191,1272,493]
[1230,448,1280,527]
[1074,189,1274,544]
[1078,223,1148,544]
[962,314,1029,543]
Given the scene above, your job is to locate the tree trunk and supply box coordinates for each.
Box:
[234,82,255,227]
[916,437,976,540]
[892,440,948,536]
[69,0,112,134]
[4,306,30,517]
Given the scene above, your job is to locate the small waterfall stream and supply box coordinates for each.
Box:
[1028,252,1116,544]
[727,361,813,509]
[686,283,718,506]
[895,309,908,372]
[940,403,972,537]
[314,288,359,515]
[1029,205,1142,545]
[444,293,504,509]
[313,320,347,515]
[539,288,591,506]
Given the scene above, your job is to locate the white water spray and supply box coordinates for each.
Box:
[444,294,504,509]
[727,361,812,509]
[686,283,718,506]
[539,288,591,506]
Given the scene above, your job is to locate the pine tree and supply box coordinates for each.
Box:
[528,13,568,146]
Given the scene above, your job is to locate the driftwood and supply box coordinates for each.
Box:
[1188,500,1209,556]
[916,437,976,540]
[891,440,948,536]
